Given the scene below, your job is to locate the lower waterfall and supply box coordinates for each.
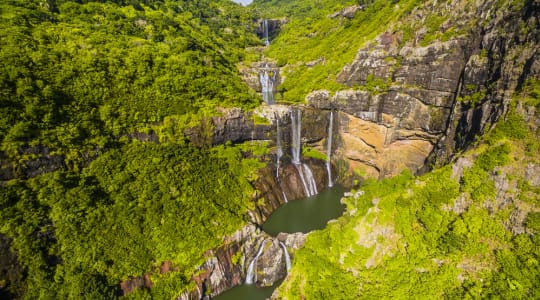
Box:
[279,242,291,272]
[246,240,268,284]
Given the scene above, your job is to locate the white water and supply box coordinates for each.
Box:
[282,191,288,203]
[290,109,302,164]
[259,64,276,104]
[246,240,268,284]
[326,110,334,187]
[263,19,270,46]
[279,242,291,272]
[290,109,318,197]
[293,164,311,197]
[276,115,283,179]
[196,285,202,300]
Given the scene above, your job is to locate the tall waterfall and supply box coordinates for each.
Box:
[263,19,270,46]
[290,109,302,164]
[290,109,318,197]
[246,240,268,284]
[276,115,288,203]
[276,115,283,179]
[326,110,334,187]
[279,242,291,272]
[259,64,276,104]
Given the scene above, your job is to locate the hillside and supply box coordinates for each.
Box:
[1,0,539,299]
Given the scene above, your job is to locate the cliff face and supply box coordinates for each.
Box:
[307,0,539,178]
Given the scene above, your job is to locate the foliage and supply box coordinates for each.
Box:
[277,90,540,298]
[0,0,261,162]
[302,146,327,161]
[250,0,422,102]
[0,140,264,298]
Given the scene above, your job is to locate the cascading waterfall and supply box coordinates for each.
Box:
[290,109,318,197]
[302,164,318,196]
[275,114,283,179]
[259,64,276,104]
[246,240,268,284]
[290,109,302,164]
[263,19,270,46]
[326,110,334,187]
[279,242,291,273]
[275,115,289,203]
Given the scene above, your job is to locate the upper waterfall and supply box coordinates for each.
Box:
[263,19,270,46]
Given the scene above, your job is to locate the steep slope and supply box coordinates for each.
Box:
[0,1,266,299]
[254,0,539,179]
[0,0,260,173]
[275,85,540,298]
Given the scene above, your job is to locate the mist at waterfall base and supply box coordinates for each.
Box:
[262,185,346,236]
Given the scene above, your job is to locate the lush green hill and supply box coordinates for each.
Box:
[0,0,266,298]
[276,84,540,298]
[250,0,426,102]
[1,0,260,162]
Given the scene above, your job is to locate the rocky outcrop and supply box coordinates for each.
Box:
[255,19,286,43]
[176,225,307,299]
[308,0,539,178]
[330,5,365,19]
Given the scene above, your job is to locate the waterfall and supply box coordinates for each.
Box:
[259,64,276,104]
[302,164,318,196]
[279,242,291,273]
[196,285,201,300]
[290,109,302,164]
[263,19,270,46]
[246,240,268,284]
[282,191,288,203]
[326,110,334,187]
[276,115,283,179]
[293,164,311,197]
[290,109,318,197]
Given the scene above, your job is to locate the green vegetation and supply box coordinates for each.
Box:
[1,140,265,299]
[302,146,327,161]
[251,0,423,102]
[0,0,261,163]
[0,0,269,298]
[277,91,540,298]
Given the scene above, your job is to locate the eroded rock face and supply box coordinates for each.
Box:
[307,1,539,178]
[176,226,307,299]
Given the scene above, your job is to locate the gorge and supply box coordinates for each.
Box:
[0,0,539,299]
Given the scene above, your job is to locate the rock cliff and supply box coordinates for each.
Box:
[307,0,539,178]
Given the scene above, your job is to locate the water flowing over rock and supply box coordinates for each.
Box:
[259,64,277,104]
[175,226,307,299]
[263,19,270,46]
[246,240,269,284]
[290,109,319,197]
[326,110,334,187]
[256,19,285,45]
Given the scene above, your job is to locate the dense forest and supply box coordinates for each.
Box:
[1,0,539,299]
[0,0,267,298]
